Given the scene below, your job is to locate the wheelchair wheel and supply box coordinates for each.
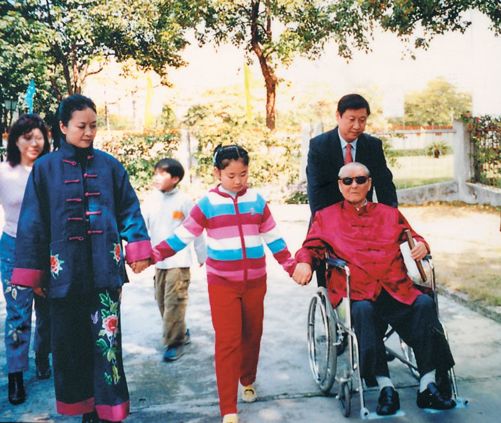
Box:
[307,289,337,393]
[339,381,351,417]
[400,339,420,380]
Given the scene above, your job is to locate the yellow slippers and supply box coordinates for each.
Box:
[241,384,257,403]
[222,413,239,423]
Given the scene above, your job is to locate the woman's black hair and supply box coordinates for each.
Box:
[53,94,96,148]
[6,113,51,166]
[58,94,97,126]
[212,144,249,170]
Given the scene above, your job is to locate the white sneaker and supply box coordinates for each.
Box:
[241,384,257,403]
[222,413,239,423]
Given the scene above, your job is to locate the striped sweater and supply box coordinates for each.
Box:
[151,186,296,285]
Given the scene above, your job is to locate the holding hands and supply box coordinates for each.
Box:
[33,287,47,298]
[292,262,312,286]
[130,259,150,274]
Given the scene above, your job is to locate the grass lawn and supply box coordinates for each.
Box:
[401,203,501,307]
[391,155,454,188]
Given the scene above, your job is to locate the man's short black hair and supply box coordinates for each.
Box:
[337,94,371,116]
[154,158,185,183]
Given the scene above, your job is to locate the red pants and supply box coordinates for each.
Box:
[208,281,267,416]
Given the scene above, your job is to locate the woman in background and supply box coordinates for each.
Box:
[0,114,51,405]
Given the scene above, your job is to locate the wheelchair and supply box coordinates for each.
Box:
[307,254,464,418]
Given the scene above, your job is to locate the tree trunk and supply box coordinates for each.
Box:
[263,64,277,130]
[71,46,82,94]
[55,50,73,95]
[250,0,277,130]
[252,41,278,130]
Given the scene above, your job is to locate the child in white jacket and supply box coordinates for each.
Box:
[142,158,206,361]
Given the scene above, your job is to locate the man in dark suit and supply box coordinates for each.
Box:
[307,93,397,215]
[306,93,398,288]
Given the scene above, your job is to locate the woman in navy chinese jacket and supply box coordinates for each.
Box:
[12,94,151,423]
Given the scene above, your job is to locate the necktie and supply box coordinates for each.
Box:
[345,143,353,164]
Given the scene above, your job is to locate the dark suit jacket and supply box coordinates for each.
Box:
[306,127,398,214]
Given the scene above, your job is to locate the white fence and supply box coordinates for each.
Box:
[379,127,455,150]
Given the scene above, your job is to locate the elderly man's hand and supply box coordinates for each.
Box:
[293,262,312,285]
[411,241,428,261]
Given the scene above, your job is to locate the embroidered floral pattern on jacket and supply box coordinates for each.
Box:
[95,291,121,385]
[50,253,64,277]
[110,243,121,264]
[4,283,28,301]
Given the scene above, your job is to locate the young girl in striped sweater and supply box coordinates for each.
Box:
[151,145,299,423]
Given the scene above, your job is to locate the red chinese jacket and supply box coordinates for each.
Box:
[295,201,429,306]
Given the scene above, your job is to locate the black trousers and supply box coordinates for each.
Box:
[351,289,455,381]
[50,289,129,421]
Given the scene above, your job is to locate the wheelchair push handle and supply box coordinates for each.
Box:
[404,229,427,283]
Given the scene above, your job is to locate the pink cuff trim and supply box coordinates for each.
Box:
[96,401,130,421]
[282,258,297,276]
[294,249,314,266]
[125,240,152,263]
[151,240,175,264]
[11,268,45,288]
[56,398,95,415]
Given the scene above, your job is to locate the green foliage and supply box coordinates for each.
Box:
[100,131,180,191]
[192,1,499,130]
[425,141,451,158]
[380,134,398,168]
[404,78,472,126]
[159,104,177,130]
[0,2,63,129]
[96,109,135,131]
[394,177,452,189]
[345,1,501,54]
[462,113,501,187]
[392,148,427,157]
[285,189,308,204]
[0,0,190,130]
[184,102,301,191]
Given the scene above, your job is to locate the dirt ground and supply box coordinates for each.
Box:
[398,204,501,308]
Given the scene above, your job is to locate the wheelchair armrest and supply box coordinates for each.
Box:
[326,256,347,269]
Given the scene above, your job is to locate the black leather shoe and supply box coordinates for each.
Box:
[8,372,26,405]
[82,411,99,423]
[417,382,456,410]
[36,353,51,379]
[376,386,400,416]
[436,369,452,400]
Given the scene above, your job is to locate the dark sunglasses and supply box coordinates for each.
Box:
[339,176,369,186]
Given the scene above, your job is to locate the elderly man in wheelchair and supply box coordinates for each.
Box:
[293,162,457,416]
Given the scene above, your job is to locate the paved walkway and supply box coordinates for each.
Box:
[1,205,500,422]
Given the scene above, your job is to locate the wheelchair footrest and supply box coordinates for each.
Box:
[420,397,468,413]
[364,410,406,420]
